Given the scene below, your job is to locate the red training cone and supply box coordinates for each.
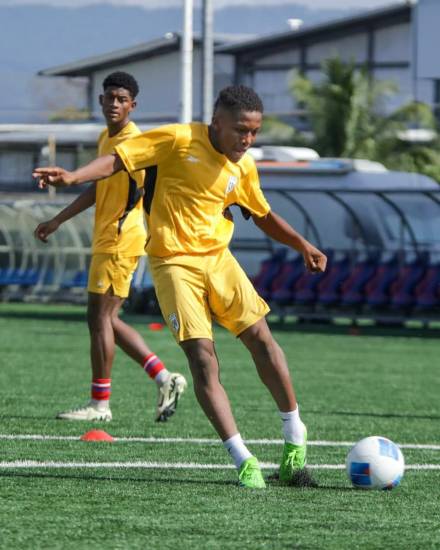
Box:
[148,322,164,331]
[80,429,114,442]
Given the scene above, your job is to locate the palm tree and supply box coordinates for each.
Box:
[284,57,440,182]
[291,57,398,158]
[373,102,440,182]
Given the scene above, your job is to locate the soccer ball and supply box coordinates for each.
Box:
[346,436,404,490]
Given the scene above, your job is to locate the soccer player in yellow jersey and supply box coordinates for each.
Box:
[34,72,186,423]
[34,85,327,488]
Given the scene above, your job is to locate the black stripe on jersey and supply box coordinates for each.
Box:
[143,165,158,215]
[117,174,143,234]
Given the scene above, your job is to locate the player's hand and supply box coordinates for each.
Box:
[34,219,60,243]
[32,167,75,189]
[302,245,327,273]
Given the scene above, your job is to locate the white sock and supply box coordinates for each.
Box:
[223,433,252,469]
[279,407,306,445]
[91,399,110,411]
[155,369,170,386]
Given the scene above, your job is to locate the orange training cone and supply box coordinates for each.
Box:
[148,322,164,331]
[80,429,114,442]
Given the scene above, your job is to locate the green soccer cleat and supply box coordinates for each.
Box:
[238,457,266,489]
[279,427,308,483]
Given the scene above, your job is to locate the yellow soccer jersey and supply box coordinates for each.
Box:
[115,122,270,257]
[93,121,146,257]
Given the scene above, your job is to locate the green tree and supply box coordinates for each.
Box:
[291,57,398,157]
[373,102,440,182]
[280,57,440,182]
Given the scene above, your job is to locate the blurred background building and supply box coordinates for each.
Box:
[1,0,440,324]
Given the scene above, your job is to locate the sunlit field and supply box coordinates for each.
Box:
[0,304,439,549]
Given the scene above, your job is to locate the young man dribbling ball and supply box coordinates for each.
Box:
[34,84,327,488]
[34,71,186,423]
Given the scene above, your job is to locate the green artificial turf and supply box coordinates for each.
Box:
[0,304,439,549]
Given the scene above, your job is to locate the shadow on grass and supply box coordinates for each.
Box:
[0,470,353,491]
[268,320,440,339]
[0,470,235,487]
[0,310,87,323]
[0,414,56,421]
[2,305,440,339]
[307,410,440,421]
[0,304,159,323]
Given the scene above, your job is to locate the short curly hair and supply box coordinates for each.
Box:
[102,71,139,99]
[214,85,264,115]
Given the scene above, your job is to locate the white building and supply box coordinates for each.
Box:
[218,1,440,121]
[3,1,440,192]
[0,32,241,192]
[38,32,241,124]
[36,2,440,125]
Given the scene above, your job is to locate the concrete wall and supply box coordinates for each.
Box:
[89,47,234,124]
[236,19,438,117]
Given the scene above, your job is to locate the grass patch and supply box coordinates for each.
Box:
[0,304,439,549]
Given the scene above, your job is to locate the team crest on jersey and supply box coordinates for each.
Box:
[168,313,180,333]
[225,176,238,195]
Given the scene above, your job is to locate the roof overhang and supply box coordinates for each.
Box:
[216,3,411,55]
[38,32,252,77]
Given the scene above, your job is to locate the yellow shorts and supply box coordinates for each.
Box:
[87,253,140,298]
[148,248,270,342]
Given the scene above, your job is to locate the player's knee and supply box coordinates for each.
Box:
[87,306,110,333]
[249,330,274,355]
[181,341,217,382]
[187,348,214,369]
[110,313,124,331]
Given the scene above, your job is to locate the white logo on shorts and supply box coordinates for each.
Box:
[97,280,104,288]
[226,176,238,194]
[168,313,180,333]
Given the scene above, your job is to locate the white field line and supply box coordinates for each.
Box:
[0,434,439,451]
[0,461,438,470]
[0,460,440,470]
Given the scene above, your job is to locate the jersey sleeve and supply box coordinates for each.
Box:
[235,161,271,218]
[115,124,178,174]
[132,168,145,190]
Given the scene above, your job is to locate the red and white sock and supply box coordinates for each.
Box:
[142,353,170,386]
[91,378,111,410]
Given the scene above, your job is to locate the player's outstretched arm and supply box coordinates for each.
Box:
[34,184,96,243]
[33,154,123,189]
[253,210,327,273]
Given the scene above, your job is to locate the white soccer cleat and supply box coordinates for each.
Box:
[155,373,187,422]
[56,402,112,422]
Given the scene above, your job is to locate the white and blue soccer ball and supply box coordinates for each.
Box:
[346,436,405,490]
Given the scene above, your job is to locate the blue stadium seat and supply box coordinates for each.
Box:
[364,255,399,307]
[292,250,334,305]
[413,263,440,311]
[389,255,428,310]
[0,267,40,286]
[61,269,88,288]
[317,255,351,306]
[0,268,15,286]
[252,248,288,300]
[340,254,379,307]
[270,255,305,305]
[41,269,55,285]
